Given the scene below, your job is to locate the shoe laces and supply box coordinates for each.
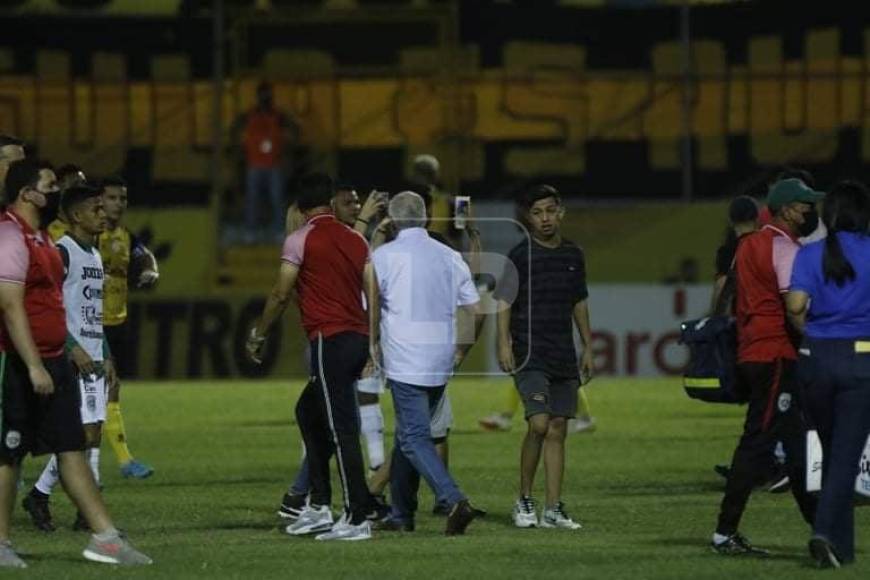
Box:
[519,496,535,513]
[550,501,571,519]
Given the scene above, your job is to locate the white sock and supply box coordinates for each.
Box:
[87,448,101,487]
[712,532,730,544]
[359,403,385,470]
[35,455,60,496]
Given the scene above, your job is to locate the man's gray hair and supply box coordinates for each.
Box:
[389,191,427,230]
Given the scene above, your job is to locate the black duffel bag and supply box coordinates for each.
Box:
[679,315,744,404]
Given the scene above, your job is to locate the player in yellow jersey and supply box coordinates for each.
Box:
[98,177,159,479]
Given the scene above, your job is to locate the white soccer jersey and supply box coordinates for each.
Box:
[57,235,105,362]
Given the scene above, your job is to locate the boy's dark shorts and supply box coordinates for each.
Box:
[515,369,579,419]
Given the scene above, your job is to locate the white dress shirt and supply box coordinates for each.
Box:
[372,227,480,387]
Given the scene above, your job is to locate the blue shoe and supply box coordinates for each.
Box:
[120,460,154,479]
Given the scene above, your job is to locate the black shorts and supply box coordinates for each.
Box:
[0,352,86,462]
[105,322,131,378]
[515,369,579,419]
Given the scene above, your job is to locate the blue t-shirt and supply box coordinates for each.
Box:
[790,232,870,339]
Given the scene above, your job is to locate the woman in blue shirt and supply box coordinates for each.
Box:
[787,180,870,569]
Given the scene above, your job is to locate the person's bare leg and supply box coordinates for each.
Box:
[520,414,550,497]
[57,451,112,533]
[368,461,391,496]
[0,463,21,541]
[543,417,567,506]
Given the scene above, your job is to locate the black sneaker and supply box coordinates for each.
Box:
[366,494,391,522]
[711,533,770,557]
[72,511,92,532]
[809,536,842,569]
[445,500,479,536]
[277,493,307,520]
[22,491,55,533]
[374,517,415,532]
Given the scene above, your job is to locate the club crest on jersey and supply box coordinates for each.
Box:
[81,305,102,325]
[5,430,21,450]
[778,393,792,413]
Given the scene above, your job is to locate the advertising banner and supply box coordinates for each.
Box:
[124,284,711,380]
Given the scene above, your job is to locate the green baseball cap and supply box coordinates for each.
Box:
[766,178,825,211]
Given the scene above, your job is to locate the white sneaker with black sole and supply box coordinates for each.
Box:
[315,519,372,542]
[285,505,333,536]
[513,496,539,528]
[540,501,582,530]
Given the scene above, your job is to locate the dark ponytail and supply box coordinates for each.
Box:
[822,181,870,286]
[822,235,854,287]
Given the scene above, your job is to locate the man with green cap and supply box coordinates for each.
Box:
[710,178,824,557]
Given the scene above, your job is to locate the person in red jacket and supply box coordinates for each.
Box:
[0,159,151,567]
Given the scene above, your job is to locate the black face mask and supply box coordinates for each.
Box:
[39,192,61,229]
[798,207,819,237]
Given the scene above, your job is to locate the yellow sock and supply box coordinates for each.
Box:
[105,402,134,465]
[504,385,520,417]
[577,388,593,419]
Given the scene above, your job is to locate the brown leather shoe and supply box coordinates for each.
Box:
[445,500,478,536]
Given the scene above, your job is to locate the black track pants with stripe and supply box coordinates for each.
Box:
[716,358,817,535]
[295,331,370,524]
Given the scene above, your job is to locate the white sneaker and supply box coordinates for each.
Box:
[315,519,372,541]
[513,496,539,528]
[540,501,582,530]
[568,417,597,434]
[479,413,512,432]
[285,505,333,536]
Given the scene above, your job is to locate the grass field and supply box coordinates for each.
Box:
[10,377,870,579]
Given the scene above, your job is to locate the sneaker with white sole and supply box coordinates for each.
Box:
[540,501,582,530]
[82,532,153,566]
[513,496,539,528]
[285,505,333,536]
[0,541,27,569]
[568,417,597,434]
[479,413,512,432]
[315,519,372,542]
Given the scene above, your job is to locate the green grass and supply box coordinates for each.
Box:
[12,377,870,579]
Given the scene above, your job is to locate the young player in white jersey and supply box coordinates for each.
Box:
[22,185,116,533]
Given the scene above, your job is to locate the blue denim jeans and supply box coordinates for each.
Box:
[799,338,870,563]
[289,456,310,496]
[245,166,284,234]
[388,379,464,523]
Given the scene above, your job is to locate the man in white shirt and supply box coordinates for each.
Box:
[371,191,483,535]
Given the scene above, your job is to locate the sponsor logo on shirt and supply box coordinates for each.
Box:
[81,266,104,280]
[82,285,104,300]
[81,305,102,325]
